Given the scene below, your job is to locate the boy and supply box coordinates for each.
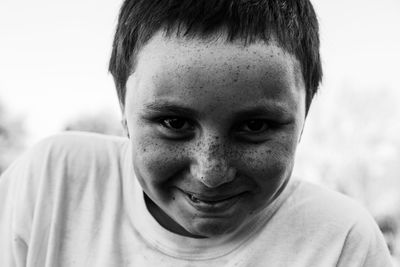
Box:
[0,0,392,266]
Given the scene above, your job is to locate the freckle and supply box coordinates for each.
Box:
[246,65,250,69]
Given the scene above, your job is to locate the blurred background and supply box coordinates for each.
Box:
[0,0,399,263]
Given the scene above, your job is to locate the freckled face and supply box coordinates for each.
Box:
[124,31,306,238]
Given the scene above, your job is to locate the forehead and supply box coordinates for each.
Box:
[137,31,299,73]
[128,30,304,114]
[135,31,302,86]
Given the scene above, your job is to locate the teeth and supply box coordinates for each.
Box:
[186,192,237,204]
[188,194,201,203]
[187,193,220,204]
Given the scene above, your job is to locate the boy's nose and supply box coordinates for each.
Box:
[190,139,236,188]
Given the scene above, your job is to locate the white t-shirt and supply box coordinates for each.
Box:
[0,132,393,266]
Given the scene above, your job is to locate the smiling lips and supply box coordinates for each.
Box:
[180,189,247,212]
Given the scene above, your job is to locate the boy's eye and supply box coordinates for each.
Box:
[241,119,268,133]
[160,117,193,131]
[238,119,269,133]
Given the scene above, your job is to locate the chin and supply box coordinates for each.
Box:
[185,219,241,238]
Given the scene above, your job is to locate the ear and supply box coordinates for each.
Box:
[121,114,130,138]
[298,122,305,143]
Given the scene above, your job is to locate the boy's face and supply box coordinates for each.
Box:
[124,30,306,237]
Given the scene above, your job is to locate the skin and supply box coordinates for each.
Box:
[124,30,306,238]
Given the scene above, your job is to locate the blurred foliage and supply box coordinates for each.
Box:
[295,86,399,209]
[63,110,124,136]
[293,85,400,259]
[376,215,399,257]
[0,101,26,174]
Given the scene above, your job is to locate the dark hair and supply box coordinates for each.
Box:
[109,0,322,113]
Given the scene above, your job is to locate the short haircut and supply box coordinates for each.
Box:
[109,0,322,113]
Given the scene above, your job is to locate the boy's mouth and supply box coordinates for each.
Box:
[186,192,238,204]
[180,190,247,212]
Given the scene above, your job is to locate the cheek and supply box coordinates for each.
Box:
[239,147,294,213]
[242,149,291,180]
[131,134,189,187]
[240,138,296,190]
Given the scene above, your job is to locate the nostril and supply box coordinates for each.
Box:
[191,159,236,188]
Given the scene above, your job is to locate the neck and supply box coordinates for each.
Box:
[143,192,206,239]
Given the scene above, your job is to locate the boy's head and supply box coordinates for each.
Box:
[109,0,322,114]
[109,0,322,238]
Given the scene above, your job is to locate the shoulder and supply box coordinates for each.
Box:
[0,132,131,249]
[35,131,128,176]
[279,180,391,265]
[261,180,392,265]
[1,131,130,211]
[2,131,129,187]
[287,180,374,227]
[32,131,127,156]
[275,180,384,246]
[27,131,127,166]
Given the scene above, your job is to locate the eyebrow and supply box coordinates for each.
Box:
[234,104,293,120]
[143,102,199,117]
[143,100,293,119]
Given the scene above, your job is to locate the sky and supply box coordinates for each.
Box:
[1,0,400,145]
